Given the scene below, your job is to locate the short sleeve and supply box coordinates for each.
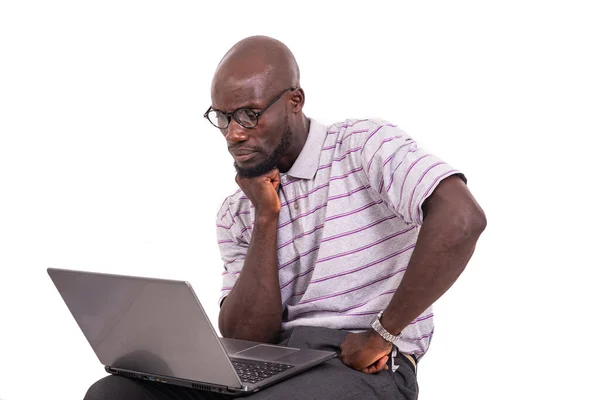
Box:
[215,206,248,307]
[359,122,466,225]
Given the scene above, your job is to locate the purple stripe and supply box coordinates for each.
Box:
[321,214,396,243]
[340,290,397,313]
[344,310,381,317]
[280,265,316,289]
[366,135,403,172]
[217,209,252,230]
[330,166,363,181]
[375,151,400,194]
[278,244,321,271]
[327,120,369,134]
[407,162,445,221]
[278,184,376,229]
[298,267,407,305]
[366,136,410,173]
[217,240,234,244]
[410,313,434,324]
[417,170,459,222]
[310,243,415,284]
[286,289,307,301]
[374,142,413,195]
[278,203,328,229]
[224,258,242,266]
[378,179,385,194]
[317,147,362,171]
[328,184,370,201]
[385,154,431,195]
[218,189,243,220]
[277,167,363,207]
[280,182,330,207]
[278,223,325,250]
[315,228,415,266]
[345,310,380,316]
[332,147,362,162]
[221,286,233,291]
[232,210,251,219]
[403,331,434,341]
[359,125,386,155]
[279,225,411,291]
[292,290,397,319]
[278,216,401,288]
[281,177,301,188]
[323,130,370,150]
[340,312,434,323]
[219,209,251,226]
[339,128,370,142]
[324,199,383,223]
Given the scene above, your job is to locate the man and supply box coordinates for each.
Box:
[84,36,486,400]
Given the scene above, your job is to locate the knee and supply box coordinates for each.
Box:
[84,375,144,400]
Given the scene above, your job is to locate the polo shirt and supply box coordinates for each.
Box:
[216,118,465,358]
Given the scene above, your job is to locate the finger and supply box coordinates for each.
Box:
[268,169,280,189]
[376,355,389,371]
[361,356,389,374]
[360,366,372,374]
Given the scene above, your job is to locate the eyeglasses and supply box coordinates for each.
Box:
[204,87,297,129]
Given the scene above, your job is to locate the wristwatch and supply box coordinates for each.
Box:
[370,310,401,342]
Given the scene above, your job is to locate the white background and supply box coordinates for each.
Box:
[1,1,598,399]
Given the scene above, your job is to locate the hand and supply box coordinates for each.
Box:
[340,330,393,374]
[235,169,281,218]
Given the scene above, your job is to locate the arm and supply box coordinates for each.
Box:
[218,169,283,344]
[341,175,486,371]
[380,175,486,335]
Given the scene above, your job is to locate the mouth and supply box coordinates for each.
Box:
[231,150,258,163]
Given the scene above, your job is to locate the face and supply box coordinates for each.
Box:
[211,80,293,178]
[233,115,292,178]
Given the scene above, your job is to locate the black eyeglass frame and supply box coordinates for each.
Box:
[204,86,297,129]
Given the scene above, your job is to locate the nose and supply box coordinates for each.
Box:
[224,119,248,145]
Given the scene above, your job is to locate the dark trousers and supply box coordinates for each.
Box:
[84,326,419,400]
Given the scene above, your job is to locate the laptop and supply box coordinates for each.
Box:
[47,267,336,396]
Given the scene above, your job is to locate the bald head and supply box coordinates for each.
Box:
[211,36,300,102]
[208,36,310,177]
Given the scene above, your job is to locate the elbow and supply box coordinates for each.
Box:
[456,204,487,241]
[468,205,487,236]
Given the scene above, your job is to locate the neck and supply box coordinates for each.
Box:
[277,114,310,173]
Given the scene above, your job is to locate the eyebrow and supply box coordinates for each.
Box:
[212,101,263,113]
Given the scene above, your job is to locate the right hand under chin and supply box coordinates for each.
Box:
[235,168,281,217]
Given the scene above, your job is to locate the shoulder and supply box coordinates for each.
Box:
[327,118,406,144]
[325,117,411,161]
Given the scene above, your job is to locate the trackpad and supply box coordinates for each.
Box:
[234,345,299,361]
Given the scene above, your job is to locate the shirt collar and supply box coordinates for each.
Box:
[285,118,328,180]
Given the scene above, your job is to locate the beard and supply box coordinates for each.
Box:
[234,121,293,179]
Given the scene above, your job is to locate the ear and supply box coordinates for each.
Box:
[290,87,305,113]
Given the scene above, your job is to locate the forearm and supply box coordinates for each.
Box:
[218,215,282,343]
[380,202,486,335]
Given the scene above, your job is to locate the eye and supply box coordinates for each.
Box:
[235,109,259,128]
[207,110,229,129]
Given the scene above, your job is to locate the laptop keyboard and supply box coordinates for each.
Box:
[232,360,293,384]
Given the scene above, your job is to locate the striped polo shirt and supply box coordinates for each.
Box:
[216,118,465,358]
